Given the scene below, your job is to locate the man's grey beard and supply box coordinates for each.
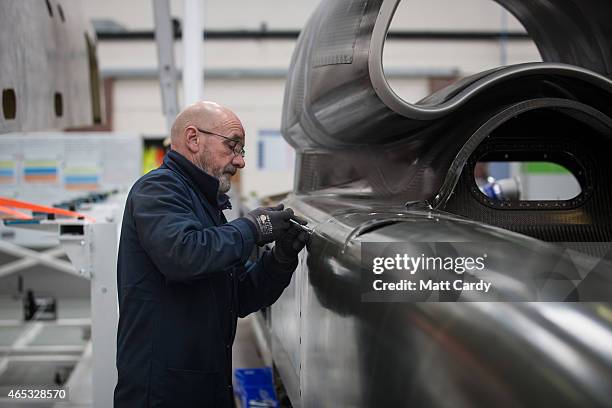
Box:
[217,173,232,194]
[196,150,234,194]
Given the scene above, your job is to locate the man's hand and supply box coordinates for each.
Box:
[273,217,311,264]
[244,204,295,246]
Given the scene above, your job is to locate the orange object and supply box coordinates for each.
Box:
[0,197,96,222]
[24,174,58,182]
[0,205,32,220]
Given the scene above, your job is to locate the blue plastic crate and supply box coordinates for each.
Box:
[234,367,278,407]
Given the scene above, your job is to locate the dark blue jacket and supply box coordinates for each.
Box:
[114,150,296,407]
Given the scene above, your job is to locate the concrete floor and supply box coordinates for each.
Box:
[233,315,265,372]
[232,315,267,407]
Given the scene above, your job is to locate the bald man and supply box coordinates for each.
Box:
[114,102,309,408]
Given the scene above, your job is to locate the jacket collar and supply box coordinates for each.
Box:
[163,150,232,210]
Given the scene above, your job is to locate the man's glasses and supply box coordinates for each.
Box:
[195,127,246,157]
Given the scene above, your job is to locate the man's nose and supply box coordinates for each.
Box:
[233,154,245,168]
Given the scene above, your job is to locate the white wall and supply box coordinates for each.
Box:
[98,40,299,70]
[84,0,530,31]
[85,0,318,30]
[391,0,527,31]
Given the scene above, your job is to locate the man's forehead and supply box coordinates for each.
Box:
[213,119,245,141]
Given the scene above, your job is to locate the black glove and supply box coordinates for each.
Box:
[244,204,294,246]
[273,219,311,264]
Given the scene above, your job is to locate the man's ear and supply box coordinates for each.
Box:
[185,126,199,153]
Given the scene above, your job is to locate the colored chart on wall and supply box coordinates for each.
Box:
[64,167,100,191]
[0,160,16,185]
[0,132,142,204]
[23,160,59,184]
